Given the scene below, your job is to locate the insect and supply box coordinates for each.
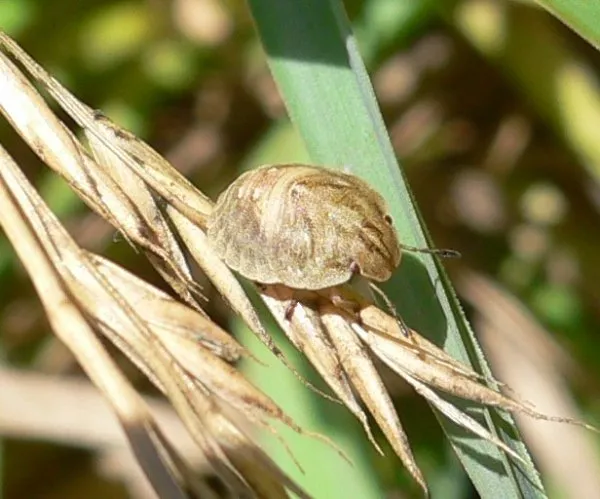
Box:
[207,164,456,296]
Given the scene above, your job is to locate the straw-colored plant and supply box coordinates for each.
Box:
[1,26,598,498]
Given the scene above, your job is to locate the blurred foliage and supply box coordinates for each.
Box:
[0,0,599,498]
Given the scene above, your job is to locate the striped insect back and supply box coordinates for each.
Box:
[207,164,401,290]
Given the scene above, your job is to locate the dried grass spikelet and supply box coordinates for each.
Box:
[207,164,598,495]
[0,144,320,498]
[2,30,597,497]
[0,31,327,497]
[0,31,320,398]
[0,33,204,311]
[260,279,599,496]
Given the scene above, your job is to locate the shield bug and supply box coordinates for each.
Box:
[207,164,457,293]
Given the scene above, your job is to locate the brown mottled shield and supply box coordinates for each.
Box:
[207,164,401,290]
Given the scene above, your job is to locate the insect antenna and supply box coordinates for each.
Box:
[400,244,461,259]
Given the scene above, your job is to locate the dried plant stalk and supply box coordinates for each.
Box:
[0,107,312,497]
[0,145,190,499]
[1,30,597,498]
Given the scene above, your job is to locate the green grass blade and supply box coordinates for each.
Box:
[237,123,386,499]
[247,0,547,496]
[534,0,600,50]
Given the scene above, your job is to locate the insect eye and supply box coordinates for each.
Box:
[384,214,393,225]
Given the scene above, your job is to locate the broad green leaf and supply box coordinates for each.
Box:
[534,0,600,50]
[246,0,546,497]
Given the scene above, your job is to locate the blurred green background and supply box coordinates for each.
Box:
[1,0,599,498]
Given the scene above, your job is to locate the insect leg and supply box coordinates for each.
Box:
[395,313,412,338]
[284,300,299,321]
[368,282,412,338]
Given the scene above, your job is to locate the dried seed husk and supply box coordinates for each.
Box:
[319,303,427,494]
[261,284,379,447]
